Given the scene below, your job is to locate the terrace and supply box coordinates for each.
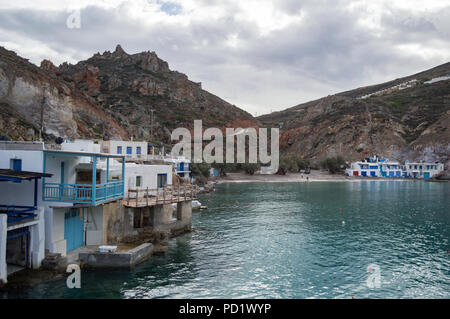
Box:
[0,169,52,224]
[42,150,125,205]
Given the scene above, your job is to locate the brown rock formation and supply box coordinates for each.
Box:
[0,45,258,143]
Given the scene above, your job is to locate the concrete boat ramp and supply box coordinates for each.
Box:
[67,243,156,268]
[78,243,154,268]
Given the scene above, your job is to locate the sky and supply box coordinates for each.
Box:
[0,0,450,116]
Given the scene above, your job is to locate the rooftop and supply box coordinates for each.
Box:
[44,149,125,158]
[0,169,52,181]
[0,141,45,151]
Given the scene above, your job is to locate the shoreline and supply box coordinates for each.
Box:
[216,171,424,184]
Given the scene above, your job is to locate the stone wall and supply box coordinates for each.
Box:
[102,200,135,244]
[102,200,192,245]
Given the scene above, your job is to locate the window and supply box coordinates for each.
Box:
[117,146,122,154]
[136,176,142,187]
[157,174,167,188]
[126,146,132,155]
[136,146,141,155]
[10,159,22,171]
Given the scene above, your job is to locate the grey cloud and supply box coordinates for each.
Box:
[0,1,449,115]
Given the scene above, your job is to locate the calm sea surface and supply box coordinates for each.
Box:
[2,181,449,298]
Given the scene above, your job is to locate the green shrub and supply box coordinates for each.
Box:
[320,156,347,173]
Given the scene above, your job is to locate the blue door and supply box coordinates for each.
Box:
[361,171,367,177]
[180,162,184,171]
[370,171,376,177]
[64,209,84,253]
[12,159,22,171]
[424,172,430,179]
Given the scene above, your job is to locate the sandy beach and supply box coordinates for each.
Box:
[217,170,412,183]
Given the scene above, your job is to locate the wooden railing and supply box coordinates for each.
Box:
[125,184,198,207]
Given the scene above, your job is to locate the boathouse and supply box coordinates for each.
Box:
[0,168,51,285]
[42,149,126,255]
[345,155,444,179]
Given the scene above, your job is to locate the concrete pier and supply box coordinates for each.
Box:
[79,243,154,268]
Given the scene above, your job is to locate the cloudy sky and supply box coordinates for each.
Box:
[0,0,450,115]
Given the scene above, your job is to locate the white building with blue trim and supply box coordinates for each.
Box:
[164,156,191,181]
[0,141,52,284]
[404,162,444,179]
[346,155,444,179]
[0,139,178,265]
[100,139,148,161]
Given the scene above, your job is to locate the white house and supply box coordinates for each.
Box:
[164,155,191,181]
[404,162,444,179]
[346,155,403,178]
[0,140,126,258]
[0,141,50,284]
[100,139,148,161]
[95,160,173,193]
[346,155,444,179]
[48,140,177,253]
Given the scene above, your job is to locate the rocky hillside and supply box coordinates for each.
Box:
[0,45,257,143]
[258,63,450,168]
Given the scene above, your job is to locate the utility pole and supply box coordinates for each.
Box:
[39,95,45,141]
[150,109,155,140]
[39,84,50,141]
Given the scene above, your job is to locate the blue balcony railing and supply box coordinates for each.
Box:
[43,181,124,205]
[0,205,37,224]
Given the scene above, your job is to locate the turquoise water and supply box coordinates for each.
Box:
[2,181,449,298]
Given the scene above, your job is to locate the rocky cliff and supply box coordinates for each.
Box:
[0,45,257,143]
[1,44,448,169]
[258,63,450,168]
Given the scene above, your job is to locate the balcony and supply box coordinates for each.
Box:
[42,150,125,206]
[43,181,124,205]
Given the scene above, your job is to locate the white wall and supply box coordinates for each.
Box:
[123,164,173,192]
[30,207,45,269]
[103,140,148,159]
[49,207,67,256]
[0,150,43,206]
[96,162,172,192]
[61,139,100,154]
[44,153,83,185]
[85,206,103,246]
